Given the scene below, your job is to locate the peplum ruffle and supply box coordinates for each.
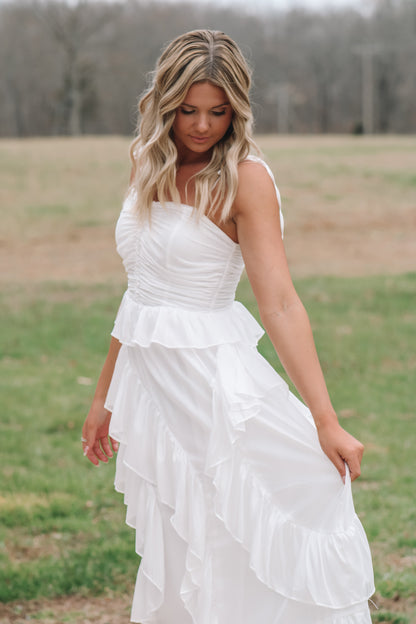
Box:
[110,289,264,349]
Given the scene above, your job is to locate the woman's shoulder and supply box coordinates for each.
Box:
[238,155,277,187]
[234,155,284,235]
[240,154,270,168]
[237,155,281,208]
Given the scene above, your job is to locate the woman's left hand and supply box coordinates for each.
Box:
[82,399,119,466]
[317,421,364,483]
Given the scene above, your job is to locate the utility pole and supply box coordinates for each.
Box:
[353,44,383,134]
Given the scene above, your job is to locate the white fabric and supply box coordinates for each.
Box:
[106,160,374,623]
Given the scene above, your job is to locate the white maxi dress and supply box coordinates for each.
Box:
[105,160,375,624]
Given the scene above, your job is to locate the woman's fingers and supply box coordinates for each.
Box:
[92,440,110,463]
[81,426,96,465]
[330,452,347,483]
[99,435,114,459]
[331,451,361,483]
[81,430,118,466]
[345,449,363,482]
[84,445,99,466]
[318,423,364,484]
[344,440,364,482]
[81,422,104,466]
[81,406,118,466]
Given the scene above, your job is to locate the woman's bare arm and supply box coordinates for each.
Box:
[233,162,364,481]
[82,165,133,466]
[82,336,122,466]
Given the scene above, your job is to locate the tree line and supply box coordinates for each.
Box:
[0,0,415,136]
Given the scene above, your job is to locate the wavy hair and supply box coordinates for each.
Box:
[129,29,260,222]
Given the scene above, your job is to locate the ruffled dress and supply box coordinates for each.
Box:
[105,160,374,623]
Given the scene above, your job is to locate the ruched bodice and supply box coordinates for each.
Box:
[115,155,283,315]
[116,196,244,311]
[112,192,267,349]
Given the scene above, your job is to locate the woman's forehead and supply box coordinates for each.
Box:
[182,82,229,106]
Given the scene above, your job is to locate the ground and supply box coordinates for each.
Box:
[0,594,131,624]
[1,135,415,623]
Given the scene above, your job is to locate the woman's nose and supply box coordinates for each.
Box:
[195,114,210,132]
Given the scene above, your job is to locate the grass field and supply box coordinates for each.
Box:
[1,136,415,623]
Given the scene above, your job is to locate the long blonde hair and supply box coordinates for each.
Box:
[129,29,260,222]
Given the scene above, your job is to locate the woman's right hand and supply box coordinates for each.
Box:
[317,420,364,483]
[82,399,119,466]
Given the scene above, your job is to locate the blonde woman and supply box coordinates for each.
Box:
[82,30,374,624]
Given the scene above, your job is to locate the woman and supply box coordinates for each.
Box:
[82,30,374,623]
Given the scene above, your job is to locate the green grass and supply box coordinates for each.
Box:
[0,283,137,601]
[1,274,415,618]
[372,613,409,624]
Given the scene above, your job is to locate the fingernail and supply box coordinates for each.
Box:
[342,475,346,484]
[83,446,89,457]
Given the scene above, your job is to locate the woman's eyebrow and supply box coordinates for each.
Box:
[181,102,230,109]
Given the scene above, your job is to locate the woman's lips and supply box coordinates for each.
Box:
[190,136,210,143]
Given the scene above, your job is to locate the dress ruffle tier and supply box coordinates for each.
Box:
[106,294,374,624]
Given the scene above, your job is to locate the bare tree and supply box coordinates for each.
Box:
[35,0,114,134]
[0,0,414,136]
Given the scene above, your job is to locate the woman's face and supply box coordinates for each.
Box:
[172,82,233,159]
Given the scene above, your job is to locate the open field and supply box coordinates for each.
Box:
[0,135,415,283]
[1,136,415,623]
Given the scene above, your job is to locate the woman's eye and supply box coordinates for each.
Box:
[179,108,227,116]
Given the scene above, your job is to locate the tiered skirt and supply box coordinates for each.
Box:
[105,292,374,623]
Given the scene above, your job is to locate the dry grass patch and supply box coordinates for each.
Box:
[1,135,415,284]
